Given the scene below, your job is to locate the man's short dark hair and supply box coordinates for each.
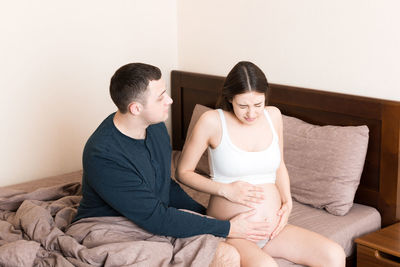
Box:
[110,63,162,113]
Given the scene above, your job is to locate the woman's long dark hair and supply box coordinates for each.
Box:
[217,61,269,111]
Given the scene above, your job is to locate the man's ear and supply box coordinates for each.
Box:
[128,102,143,115]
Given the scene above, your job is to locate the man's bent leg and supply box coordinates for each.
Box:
[209,241,240,267]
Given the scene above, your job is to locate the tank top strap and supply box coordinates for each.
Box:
[263,109,278,139]
[217,109,228,137]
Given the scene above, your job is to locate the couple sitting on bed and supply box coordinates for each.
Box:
[74,61,346,266]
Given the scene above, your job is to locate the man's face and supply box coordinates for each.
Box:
[140,78,173,124]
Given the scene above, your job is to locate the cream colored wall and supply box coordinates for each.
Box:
[2,1,399,187]
[0,1,178,186]
[177,0,400,101]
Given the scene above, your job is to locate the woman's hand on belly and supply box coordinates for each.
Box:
[219,181,265,208]
[270,201,291,240]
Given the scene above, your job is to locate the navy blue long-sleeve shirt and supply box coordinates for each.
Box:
[74,113,230,238]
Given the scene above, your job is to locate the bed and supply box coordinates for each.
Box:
[170,70,400,266]
[0,70,399,267]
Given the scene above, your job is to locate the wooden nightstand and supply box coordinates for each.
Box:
[355,222,400,266]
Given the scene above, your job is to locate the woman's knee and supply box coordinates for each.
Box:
[322,242,346,267]
[252,255,278,267]
[210,241,240,267]
[241,251,277,267]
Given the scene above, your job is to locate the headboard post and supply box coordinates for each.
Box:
[380,104,400,225]
[171,71,183,150]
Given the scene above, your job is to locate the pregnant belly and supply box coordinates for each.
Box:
[207,183,282,233]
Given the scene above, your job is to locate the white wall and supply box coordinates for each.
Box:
[0,1,178,186]
[177,0,400,101]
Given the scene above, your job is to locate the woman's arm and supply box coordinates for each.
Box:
[176,110,225,196]
[176,110,264,207]
[268,107,293,239]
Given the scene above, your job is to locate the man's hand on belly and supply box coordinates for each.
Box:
[227,208,271,241]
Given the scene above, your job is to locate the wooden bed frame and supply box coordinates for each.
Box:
[171,70,400,228]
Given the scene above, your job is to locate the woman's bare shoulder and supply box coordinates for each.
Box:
[195,109,220,130]
[265,106,282,120]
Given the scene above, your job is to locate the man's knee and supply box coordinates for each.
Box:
[210,241,240,267]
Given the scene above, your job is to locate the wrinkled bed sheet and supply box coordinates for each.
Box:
[0,183,220,267]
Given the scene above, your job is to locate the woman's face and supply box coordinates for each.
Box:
[231,91,265,125]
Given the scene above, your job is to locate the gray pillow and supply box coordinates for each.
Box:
[283,115,369,216]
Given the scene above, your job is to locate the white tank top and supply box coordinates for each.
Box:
[208,109,281,185]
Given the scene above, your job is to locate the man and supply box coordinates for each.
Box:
[74,63,269,266]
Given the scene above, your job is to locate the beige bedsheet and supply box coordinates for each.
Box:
[0,174,220,267]
[2,161,381,267]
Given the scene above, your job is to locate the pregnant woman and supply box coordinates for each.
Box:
[176,61,345,267]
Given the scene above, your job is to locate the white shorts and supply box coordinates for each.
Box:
[256,238,270,248]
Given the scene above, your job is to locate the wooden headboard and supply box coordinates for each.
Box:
[171,70,400,227]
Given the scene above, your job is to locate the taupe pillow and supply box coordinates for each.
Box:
[283,115,369,216]
[186,104,212,176]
